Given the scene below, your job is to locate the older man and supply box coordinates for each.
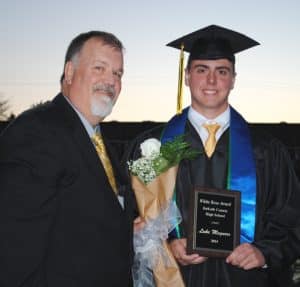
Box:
[0,31,133,287]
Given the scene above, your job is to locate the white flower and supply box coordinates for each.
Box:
[140,138,161,159]
[128,135,199,184]
[129,157,157,184]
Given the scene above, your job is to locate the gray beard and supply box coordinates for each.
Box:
[91,95,114,118]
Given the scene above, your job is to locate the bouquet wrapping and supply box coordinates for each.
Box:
[129,136,199,287]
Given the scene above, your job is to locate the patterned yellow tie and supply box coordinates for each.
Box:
[91,133,118,195]
[203,123,220,158]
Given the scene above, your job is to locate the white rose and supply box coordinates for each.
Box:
[140,138,161,158]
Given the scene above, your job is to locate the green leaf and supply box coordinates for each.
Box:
[160,135,200,165]
[152,156,170,174]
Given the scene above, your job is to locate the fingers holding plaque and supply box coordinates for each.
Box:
[187,187,241,258]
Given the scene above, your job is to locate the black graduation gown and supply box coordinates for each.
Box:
[127,120,300,287]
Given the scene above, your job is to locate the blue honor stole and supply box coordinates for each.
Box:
[161,106,256,243]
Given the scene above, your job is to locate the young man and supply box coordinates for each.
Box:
[0,31,133,287]
[129,25,300,287]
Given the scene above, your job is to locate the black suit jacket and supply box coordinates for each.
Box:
[0,94,133,287]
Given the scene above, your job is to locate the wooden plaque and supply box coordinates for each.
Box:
[187,187,241,257]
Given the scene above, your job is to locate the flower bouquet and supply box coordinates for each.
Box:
[128,135,199,287]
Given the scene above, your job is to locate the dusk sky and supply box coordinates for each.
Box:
[1,0,299,122]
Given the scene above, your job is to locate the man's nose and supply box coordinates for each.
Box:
[103,70,116,86]
[207,71,216,84]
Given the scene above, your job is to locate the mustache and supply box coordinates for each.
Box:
[92,84,115,98]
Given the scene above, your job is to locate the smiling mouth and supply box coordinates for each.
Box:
[94,89,115,99]
[203,89,217,95]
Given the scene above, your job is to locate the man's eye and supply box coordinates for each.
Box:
[95,66,104,71]
[114,71,123,79]
[219,69,228,76]
[196,68,206,73]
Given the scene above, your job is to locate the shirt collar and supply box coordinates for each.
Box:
[188,105,230,128]
[63,95,99,137]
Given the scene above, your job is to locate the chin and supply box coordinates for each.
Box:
[91,96,114,118]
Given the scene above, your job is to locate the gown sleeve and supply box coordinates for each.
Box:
[252,131,300,269]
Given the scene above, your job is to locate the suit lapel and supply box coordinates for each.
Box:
[52,94,125,211]
[52,94,103,177]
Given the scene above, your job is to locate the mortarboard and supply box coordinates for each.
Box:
[166,25,260,114]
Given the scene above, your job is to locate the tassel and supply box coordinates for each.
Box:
[176,43,185,115]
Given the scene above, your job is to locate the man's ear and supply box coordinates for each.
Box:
[231,73,236,90]
[64,61,75,85]
[184,68,190,87]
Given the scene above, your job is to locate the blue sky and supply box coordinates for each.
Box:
[0,0,299,122]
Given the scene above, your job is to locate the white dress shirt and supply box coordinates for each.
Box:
[188,106,230,146]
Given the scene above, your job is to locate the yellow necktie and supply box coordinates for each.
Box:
[203,123,220,158]
[91,133,118,195]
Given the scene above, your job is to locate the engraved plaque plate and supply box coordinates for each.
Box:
[187,187,241,257]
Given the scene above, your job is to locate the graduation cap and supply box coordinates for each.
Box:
[166,25,260,114]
